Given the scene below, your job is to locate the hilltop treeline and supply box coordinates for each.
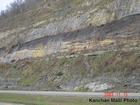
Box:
[0,0,35,19]
[0,0,48,21]
[0,0,74,22]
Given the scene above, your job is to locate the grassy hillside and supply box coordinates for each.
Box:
[0,48,140,92]
[0,0,140,92]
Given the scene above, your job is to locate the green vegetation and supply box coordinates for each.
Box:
[0,49,140,90]
[78,87,89,92]
[56,58,73,66]
[64,58,73,65]
[0,93,140,105]
[56,71,63,76]
[0,0,88,32]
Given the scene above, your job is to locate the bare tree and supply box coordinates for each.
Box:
[10,0,24,15]
[0,10,7,20]
[0,0,39,21]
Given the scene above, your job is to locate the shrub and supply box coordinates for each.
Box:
[56,71,63,76]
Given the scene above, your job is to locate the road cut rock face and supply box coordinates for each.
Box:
[0,0,140,92]
[0,13,140,63]
[0,0,140,60]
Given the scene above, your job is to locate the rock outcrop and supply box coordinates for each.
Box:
[0,13,140,63]
[0,0,140,49]
[0,0,140,92]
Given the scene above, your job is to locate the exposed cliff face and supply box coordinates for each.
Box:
[0,13,140,92]
[0,13,140,63]
[0,0,140,49]
[0,0,140,62]
[0,0,140,92]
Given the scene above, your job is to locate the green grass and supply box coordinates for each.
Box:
[55,58,73,66]
[78,88,89,92]
[0,50,140,92]
[56,71,63,76]
[0,93,140,105]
